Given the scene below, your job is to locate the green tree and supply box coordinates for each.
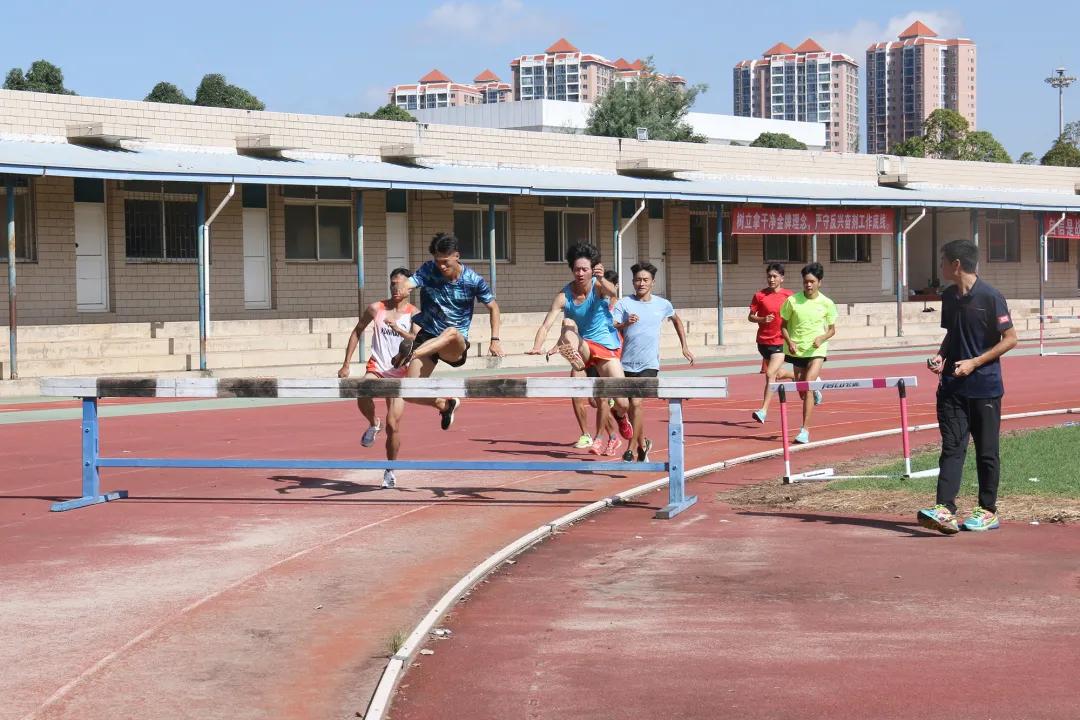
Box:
[585,58,706,143]
[1016,151,1037,165]
[3,59,76,94]
[963,130,1011,163]
[1061,120,1080,148]
[193,73,264,111]
[145,81,192,105]
[1041,137,1080,167]
[922,109,969,159]
[347,104,416,122]
[890,136,926,157]
[749,132,807,150]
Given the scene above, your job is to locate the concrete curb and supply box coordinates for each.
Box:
[362,405,1080,718]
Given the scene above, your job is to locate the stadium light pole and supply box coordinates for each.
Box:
[1045,67,1077,137]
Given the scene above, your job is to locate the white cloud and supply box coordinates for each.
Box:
[812,10,963,61]
[420,0,558,44]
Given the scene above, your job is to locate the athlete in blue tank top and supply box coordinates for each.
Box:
[381,232,505,484]
[528,242,634,442]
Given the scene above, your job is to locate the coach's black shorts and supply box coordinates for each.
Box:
[757,343,784,359]
[415,328,470,368]
[785,355,827,369]
[623,368,659,378]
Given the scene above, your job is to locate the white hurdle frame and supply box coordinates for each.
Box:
[767,376,927,484]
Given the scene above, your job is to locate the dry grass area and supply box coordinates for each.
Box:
[718,444,1080,524]
[718,481,1080,523]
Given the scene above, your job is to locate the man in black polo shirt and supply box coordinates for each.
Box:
[918,239,1018,535]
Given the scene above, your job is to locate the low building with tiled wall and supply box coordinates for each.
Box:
[1,89,1078,328]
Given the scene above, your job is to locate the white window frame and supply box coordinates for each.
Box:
[543,208,594,264]
[453,201,511,263]
[282,186,354,263]
[986,216,1019,263]
[830,234,872,263]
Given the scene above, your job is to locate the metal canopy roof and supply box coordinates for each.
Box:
[3,138,1079,211]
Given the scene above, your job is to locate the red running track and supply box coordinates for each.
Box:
[0,352,1077,720]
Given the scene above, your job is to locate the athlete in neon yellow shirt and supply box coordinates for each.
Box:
[780,262,837,444]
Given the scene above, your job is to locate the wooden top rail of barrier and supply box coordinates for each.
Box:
[41,376,728,400]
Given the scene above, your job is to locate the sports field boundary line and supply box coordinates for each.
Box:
[362,404,1080,720]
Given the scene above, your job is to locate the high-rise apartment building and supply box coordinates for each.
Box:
[733,39,859,152]
[866,21,976,155]
[390,39,685,111]
[389,69,512,111]
[511,39,684,103]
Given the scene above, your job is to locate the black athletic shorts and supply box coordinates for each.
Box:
[415,328,470,368]
[757,343,784,359]
[624,368,659,378]
[785,355,827,369]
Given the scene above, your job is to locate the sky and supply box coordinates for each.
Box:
[3,1,1078,158]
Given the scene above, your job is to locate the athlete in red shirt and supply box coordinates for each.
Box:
[748,263,795,424]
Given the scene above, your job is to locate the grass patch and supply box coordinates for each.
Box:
[829,425,1080,498]
[386,629,407,657]
[718,424,1080,523]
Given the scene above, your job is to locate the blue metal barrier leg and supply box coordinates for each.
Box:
[51,398,128,512]
[655,399,696,519]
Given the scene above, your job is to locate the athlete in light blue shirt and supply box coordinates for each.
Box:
[610,262,694,462]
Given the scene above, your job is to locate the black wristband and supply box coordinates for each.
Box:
[490,336,500,341]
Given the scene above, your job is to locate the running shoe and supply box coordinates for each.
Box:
[381,469,396,489]
[918,504,959,534]
[752,410,767,424]
[604,436,622,456]
[589,440,606,456]
[813,390,823,406]
[615,413,633,440]
[391,338,414,369]
[574,433,593,449]
[962,506,1000,532]
[440,397,460,430]
[622,449,634,462]
[793,428,810,444]
[637,438,652,462]
[361,422,381,448]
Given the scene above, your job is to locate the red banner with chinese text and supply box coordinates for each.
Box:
[731,207,894,235]
[1047,214,1080,239]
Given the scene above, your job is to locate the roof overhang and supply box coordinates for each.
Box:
[3,138,1080,212]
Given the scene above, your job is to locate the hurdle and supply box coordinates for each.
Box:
[768,376,927,484]
[40,375,727,519]
[1038,315,1080,357]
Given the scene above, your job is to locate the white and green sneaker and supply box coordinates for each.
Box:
[961,506,1000,532]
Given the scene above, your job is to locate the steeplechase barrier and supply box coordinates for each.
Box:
[768,376,930,484]
[40,375,727,519]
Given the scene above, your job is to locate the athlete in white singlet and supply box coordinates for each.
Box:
[338,268,417,488]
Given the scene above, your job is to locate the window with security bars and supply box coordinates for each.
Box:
[0,178,36,262]
[830,234,872,263]
[689,212,737,264]
[121,181,198,261]
[282,185,353,261]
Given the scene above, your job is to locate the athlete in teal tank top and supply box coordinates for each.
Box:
[527,243,635,444]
